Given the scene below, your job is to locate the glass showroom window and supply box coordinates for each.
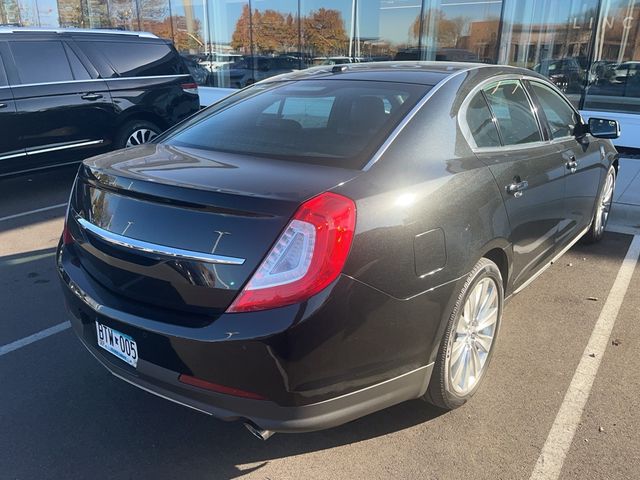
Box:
[301,1,353,64]
[499,0,599,106]
[583,0,640,114]
[420,0,503,63]
[361,0,422,61]
[202,0,250,88]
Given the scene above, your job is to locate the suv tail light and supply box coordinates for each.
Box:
[62,221,74,245]
[227,192,356,313]
[181,82,198,95]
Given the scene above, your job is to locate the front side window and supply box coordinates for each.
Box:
[465,92,501,148]
[530,81,577,139]
[482,80,542,146]
[9,41,74,85]
[165,80,428,169]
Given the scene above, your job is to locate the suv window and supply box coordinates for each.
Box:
[482,80,542,146]
[530,81,577,139]
[63,44,91,81]
[465,92,501,148]
[0,53,7,86]
[85,41,187,77]
[9,41,75,84]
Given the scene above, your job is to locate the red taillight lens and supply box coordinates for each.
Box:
[62,218,74,245]
[181,82,198,94]
[227,192,356,313]
[178,374,266,400]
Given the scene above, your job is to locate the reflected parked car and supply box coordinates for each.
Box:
[223,56,300,88]
[612,61,640,84]
[533,58,585,93]
[58,62,619,439]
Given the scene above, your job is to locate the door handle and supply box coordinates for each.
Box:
[0,103,6,109]
[81,93,103,101]
[506,180,529,198]
[566,158,578,174]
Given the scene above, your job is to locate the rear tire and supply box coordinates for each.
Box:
[583,165,616,244]
[114,120,161,149]
[424,258,503,410]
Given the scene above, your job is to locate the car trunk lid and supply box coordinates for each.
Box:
[68,144,360,318]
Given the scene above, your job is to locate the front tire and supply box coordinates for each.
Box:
[425,258,503,410]
[583,165,616,244]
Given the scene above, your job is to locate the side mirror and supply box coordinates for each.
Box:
[588,117,620,139]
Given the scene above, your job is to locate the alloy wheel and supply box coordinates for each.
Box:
[594,169,615,236]
[447,277,499,396]
[125,128,158,148]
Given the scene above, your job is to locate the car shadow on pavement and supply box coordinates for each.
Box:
[3,331,447,480]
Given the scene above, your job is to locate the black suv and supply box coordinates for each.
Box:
[0,28,200,175]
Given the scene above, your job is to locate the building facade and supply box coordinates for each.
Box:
[2,0,640,147]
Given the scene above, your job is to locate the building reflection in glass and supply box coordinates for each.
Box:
[5,0,640,116]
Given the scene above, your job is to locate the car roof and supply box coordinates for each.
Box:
[268,61,529,86]
[0,27,158,39]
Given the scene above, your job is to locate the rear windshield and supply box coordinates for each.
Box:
[164,80,430,168]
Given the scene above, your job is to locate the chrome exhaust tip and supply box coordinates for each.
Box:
[244,421,275,441]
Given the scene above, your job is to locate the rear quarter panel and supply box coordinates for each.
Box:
[337,71,512,301]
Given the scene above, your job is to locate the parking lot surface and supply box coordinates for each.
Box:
[1,165,639,480]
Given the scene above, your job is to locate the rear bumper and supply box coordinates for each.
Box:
[58,242,445,433]
[73,324,432,432]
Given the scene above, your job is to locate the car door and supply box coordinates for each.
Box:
[5,38,114,170]
[0,41,22,165]
[466,79,566,290]
[526,80,604,248]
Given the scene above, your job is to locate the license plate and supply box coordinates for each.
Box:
[96,321,138,367]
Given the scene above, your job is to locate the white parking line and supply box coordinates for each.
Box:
[0,321,71,357]
[0,203,67,223]
[530,234,640,480]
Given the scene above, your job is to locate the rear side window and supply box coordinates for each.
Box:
[86,41,187,77]
[9,41,74,84]
[165,80,428,168]
[529,81,577,139]
[0,53,7,86]
[64,44,91,81]
[482,80,542,146]
[465,93,501,148]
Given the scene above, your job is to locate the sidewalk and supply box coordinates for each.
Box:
[609,157,640,234]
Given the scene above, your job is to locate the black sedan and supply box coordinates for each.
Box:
[57,62,619,439]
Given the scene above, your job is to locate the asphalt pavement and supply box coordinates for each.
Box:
[1,163,639,480]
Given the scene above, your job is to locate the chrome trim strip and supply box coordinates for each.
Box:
[512,225,590,296]
[0,27,157,38]
[9,74,189,89]
[0,151,27,161]
[76,216,246,265]
[362,64,489,171]
[26,139,103,156]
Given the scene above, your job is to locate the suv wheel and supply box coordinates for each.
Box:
[115,120,161,149]
[425,258,503,410]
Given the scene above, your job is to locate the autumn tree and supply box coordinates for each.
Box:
[231,4,252,53]
[303,8,348,56]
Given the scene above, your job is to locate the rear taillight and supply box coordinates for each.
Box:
[227,192,356,313]
[181,82,198,95]
[62,220,74,245]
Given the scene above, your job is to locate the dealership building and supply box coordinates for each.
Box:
[2,0,640,148]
